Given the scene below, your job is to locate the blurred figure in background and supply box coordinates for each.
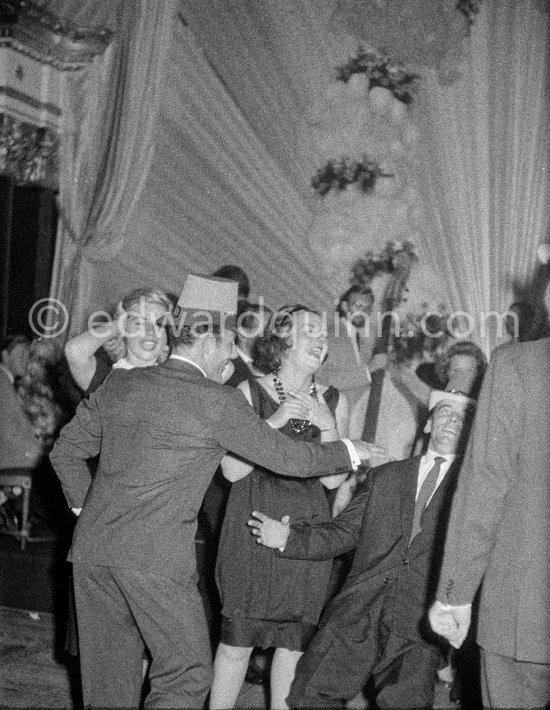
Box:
[224,302,272,387]
[0,335,42,531]
[211,265,250,306]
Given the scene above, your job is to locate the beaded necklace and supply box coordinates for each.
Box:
[272,369,317,434]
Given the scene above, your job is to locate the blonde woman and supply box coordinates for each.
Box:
[64,287,173,394]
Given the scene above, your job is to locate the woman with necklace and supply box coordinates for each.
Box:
[211,305,352,709]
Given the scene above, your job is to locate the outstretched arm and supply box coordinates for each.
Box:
[248,479,372,560]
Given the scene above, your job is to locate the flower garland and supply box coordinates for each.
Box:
[311,156,393,197]
[351,240,418,285]
[350,241,451,361]
[336,48,420,105]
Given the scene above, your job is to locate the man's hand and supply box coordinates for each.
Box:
[351,440,389,466]
[247,511,290,549]
[428,600,472,649]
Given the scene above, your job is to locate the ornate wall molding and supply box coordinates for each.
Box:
[0,0,113,71]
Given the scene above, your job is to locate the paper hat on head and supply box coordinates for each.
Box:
[537,243,550,265]
[173,274,238,330]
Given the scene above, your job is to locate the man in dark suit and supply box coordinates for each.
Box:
[249,387,476,708]
[429,243,550,707]
[50,274,382,709]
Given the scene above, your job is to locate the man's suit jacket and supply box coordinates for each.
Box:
[437,337,550,664]
[316,319,370,411]
[279,455,460,702]
[50,359,352,583]
[282,455,460,642]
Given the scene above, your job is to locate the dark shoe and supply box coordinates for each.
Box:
[244,664,270,685]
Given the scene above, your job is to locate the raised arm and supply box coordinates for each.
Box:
[65,321,121,391]
[248,479,372,560]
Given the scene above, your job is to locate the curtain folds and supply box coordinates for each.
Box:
[50,0,176,336]
[48,0,549,348]
[413,0,550,352]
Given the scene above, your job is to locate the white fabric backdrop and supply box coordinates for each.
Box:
[48,0,549,352]
[413,0,550,352]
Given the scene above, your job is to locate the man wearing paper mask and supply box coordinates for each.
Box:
[248,377,476,708]
[50,273,386,710]
[429,242,550,708]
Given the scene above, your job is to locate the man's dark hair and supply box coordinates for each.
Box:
[169,323,222,349]
[238,302,272,333]
[211,265,250,300]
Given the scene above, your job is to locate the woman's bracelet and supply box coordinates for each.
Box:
[320,422,338,432]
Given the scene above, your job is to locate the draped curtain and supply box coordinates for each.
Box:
[92,19,330,314]
[413,0,550,353]
[47,0,550,350]
[50,0,176,337]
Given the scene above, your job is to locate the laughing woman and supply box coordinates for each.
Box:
[211,305,350,709]
[64,287,173,394]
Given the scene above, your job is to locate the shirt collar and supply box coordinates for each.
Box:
[235,346,252,364]
[169,354,207,378]
[424,448,457,466]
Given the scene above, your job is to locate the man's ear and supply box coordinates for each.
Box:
[423,414,433,434]
[200,332,216,357]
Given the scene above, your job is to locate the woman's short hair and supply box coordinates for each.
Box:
[109,287,173,361]
[115,287,174,320]
[253,304,320,374]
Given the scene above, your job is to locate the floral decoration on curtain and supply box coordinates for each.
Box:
[0,114,59,189]
[312,155,393,196]
[351,240,450,362]
[336,48,420,104]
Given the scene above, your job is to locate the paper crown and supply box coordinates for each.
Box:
[427,388,477,412]
[537,243,550,265]
[173,274,238,330]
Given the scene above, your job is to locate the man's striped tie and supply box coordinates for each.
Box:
[409,456,446,545]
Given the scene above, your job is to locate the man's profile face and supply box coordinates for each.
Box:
[429,399,475,456]
[204,330,237,383]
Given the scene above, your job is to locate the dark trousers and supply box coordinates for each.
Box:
[73,563,213,709]
[480,647,550,709]
[289,611,439,709]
